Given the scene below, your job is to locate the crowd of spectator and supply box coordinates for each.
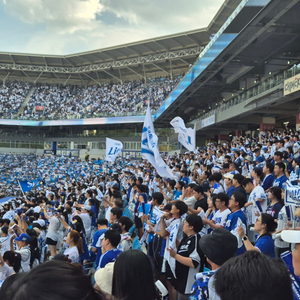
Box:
[0,82,31,118]
[17,77,180,120]
[0,125,299,299]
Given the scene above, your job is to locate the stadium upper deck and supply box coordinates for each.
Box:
[4,0,299,132]
[0,0,240,86]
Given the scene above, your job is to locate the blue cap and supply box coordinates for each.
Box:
[256,156,264,163]
[262,146,268,151]
[15,233,31,244]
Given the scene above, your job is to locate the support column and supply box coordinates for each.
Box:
[236,130,242,137]
[260,117,275,132]
[218,134,229,144]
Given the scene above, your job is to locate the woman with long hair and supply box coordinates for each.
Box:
[63,230,83,263]
[112,250,159,300]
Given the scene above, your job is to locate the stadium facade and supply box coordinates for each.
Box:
[0,0,300,158]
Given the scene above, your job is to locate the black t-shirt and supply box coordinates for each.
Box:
[195,198,208,212]
[174,234,205,294]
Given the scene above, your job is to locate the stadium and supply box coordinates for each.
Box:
[0,0,299,161]
[0,0,300,299]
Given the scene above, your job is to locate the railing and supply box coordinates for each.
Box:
[191,64,300,125]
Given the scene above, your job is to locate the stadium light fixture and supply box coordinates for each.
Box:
[287,61,291,65]
[269,72,272,75]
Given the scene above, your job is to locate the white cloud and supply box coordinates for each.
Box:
[2,0,104,34]
[2,0,224,54]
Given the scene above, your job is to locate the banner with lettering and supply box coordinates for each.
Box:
[105,138,123,162]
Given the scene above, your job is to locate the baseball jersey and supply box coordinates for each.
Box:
[174,234,204,294]
[212,209,231,228]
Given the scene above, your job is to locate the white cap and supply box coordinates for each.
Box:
[281,230,300,243]
[33,219,46,227]
[94,262,114,294]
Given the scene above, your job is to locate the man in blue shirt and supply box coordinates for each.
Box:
[262,163,274,191]
[225,192,247,256]
[91,218,109,267]
[273,162,288,188]
[98,229,122,269]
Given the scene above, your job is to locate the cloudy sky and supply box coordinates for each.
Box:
[0,0,224,55]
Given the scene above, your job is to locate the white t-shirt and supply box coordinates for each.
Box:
[0,263,14,281]
[16,246,31,272]
[46,216,60,241]
[79,213,92,238]
[184,196,197,209]
[246,186,267,225]
[0,235,12,255]
[64,246,79,263]
[212,209,231,228]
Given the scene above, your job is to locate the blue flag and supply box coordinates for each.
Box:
[19,179,40,193]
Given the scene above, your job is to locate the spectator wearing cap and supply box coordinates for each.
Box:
[232,174,246,197]
[223,174,235,199]
[242,155,253,177]
[10,233,31,272]
[79,205,93,240]
[94,262,115,297]
[190,228,238,300]
[281,229,300,277]
[262,163,275,192]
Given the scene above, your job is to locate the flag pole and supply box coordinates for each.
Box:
[18,180,26,198]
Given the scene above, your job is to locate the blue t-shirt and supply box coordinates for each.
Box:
[98,248,122,269]
[91,228,108,268]
[273,175,288,188]
[225,210,247,256]
[226,186,236,199]
[181,176,189,185]
[173,190,182,200]
[265,202,282,219]
[255,235,275,258]
[261,174,274,191]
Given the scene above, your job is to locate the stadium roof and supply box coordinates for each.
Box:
[154,0,300,127]
[0,0,240,85]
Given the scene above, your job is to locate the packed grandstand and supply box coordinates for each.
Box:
[0,1,300,300]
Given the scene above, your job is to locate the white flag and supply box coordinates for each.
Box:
[170,116,196,151]
[142,106,176,179]
[106,138,123,162]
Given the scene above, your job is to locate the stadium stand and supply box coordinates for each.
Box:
[18,77,180,120]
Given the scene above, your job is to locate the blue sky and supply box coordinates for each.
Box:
[0,0,224,55]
